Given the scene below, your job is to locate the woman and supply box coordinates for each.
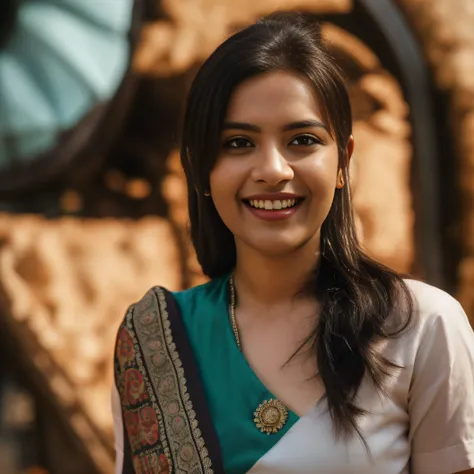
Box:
[112,12,474,474]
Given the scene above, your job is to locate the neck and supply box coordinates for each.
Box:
[233,238,320,311]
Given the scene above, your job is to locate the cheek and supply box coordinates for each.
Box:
[210,161,232,199]
[210,155,249,192]
[209,159,242,220]
[300,153,339,196]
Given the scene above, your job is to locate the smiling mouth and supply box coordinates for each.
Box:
[244,198,302,210]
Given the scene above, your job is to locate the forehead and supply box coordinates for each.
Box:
[225,71,325,123]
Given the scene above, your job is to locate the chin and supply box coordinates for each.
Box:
[246,233,314,257]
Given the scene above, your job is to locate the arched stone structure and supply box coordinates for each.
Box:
[396,0,474,322]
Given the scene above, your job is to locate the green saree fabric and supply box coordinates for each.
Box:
[173,275,299,474]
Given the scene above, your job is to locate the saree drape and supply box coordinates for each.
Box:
[114,286,225,474]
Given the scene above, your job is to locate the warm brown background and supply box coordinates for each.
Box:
[1,1,473,473]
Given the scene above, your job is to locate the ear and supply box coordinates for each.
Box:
[346,135,355,163]
[336,135,355,189]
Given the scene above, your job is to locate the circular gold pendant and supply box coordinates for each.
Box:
[254,399,288,435]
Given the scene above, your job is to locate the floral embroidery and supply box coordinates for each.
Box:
[117,326,135,371]
[124,368,147,405]
[123,411,140,450]
[139,407,159,446]
[114,288,215,473]
[134,452,169,474]
[159,453,170,472]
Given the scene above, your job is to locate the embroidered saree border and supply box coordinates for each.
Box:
[114,287,222,474]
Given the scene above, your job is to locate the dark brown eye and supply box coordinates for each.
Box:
[290,135,320,146]
[224,137,254,148]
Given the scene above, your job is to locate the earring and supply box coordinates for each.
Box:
[204,191,211,197]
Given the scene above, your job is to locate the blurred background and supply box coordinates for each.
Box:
[0,0,473,472]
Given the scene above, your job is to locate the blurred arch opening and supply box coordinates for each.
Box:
[0,0,140,194]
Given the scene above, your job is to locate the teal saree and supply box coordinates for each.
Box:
[114,275,299,473]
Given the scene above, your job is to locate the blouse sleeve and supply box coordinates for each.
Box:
[408,295,474,473]
[112,384,125,474]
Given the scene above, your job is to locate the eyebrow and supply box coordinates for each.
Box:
[222,120,330,133]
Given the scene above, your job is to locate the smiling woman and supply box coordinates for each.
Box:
[112,12,474,474]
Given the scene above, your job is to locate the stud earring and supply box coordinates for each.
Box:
[204,192,211,197]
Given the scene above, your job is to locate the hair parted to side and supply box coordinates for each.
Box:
[180,12,414,441]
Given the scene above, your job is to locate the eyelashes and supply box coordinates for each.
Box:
[222,134,322,149]
[289,134,321,146]
[223,137,254,149]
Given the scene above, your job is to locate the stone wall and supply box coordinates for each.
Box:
[0,215,182,471]
[134,0,352,76]
[397,0,474,322]
[322,24,414,272]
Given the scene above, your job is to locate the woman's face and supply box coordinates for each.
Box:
[209,71,353,258]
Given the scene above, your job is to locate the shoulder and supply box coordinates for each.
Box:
[117,275,229,331]
[403,278,469,332]
[401,279,474,361]
[121,276,222,317]
[114,286,174,351]
[382,279,472,366]
[121,286,168,322]
[404,278,462,312]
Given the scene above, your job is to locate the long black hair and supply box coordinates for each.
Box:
[180,12,414,439]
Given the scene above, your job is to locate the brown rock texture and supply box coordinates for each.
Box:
[322,24,414,272]
[397,0,474,323]
[0,215,182,472]
[135,0,352,76]
[162,150,209,287]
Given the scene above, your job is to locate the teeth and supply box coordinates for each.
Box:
[248,199,299,210]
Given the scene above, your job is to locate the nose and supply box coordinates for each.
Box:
[251,144,294,186]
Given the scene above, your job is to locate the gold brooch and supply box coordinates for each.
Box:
[254,399,288,434]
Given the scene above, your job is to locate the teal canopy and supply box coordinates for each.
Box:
[0,0,134,168]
